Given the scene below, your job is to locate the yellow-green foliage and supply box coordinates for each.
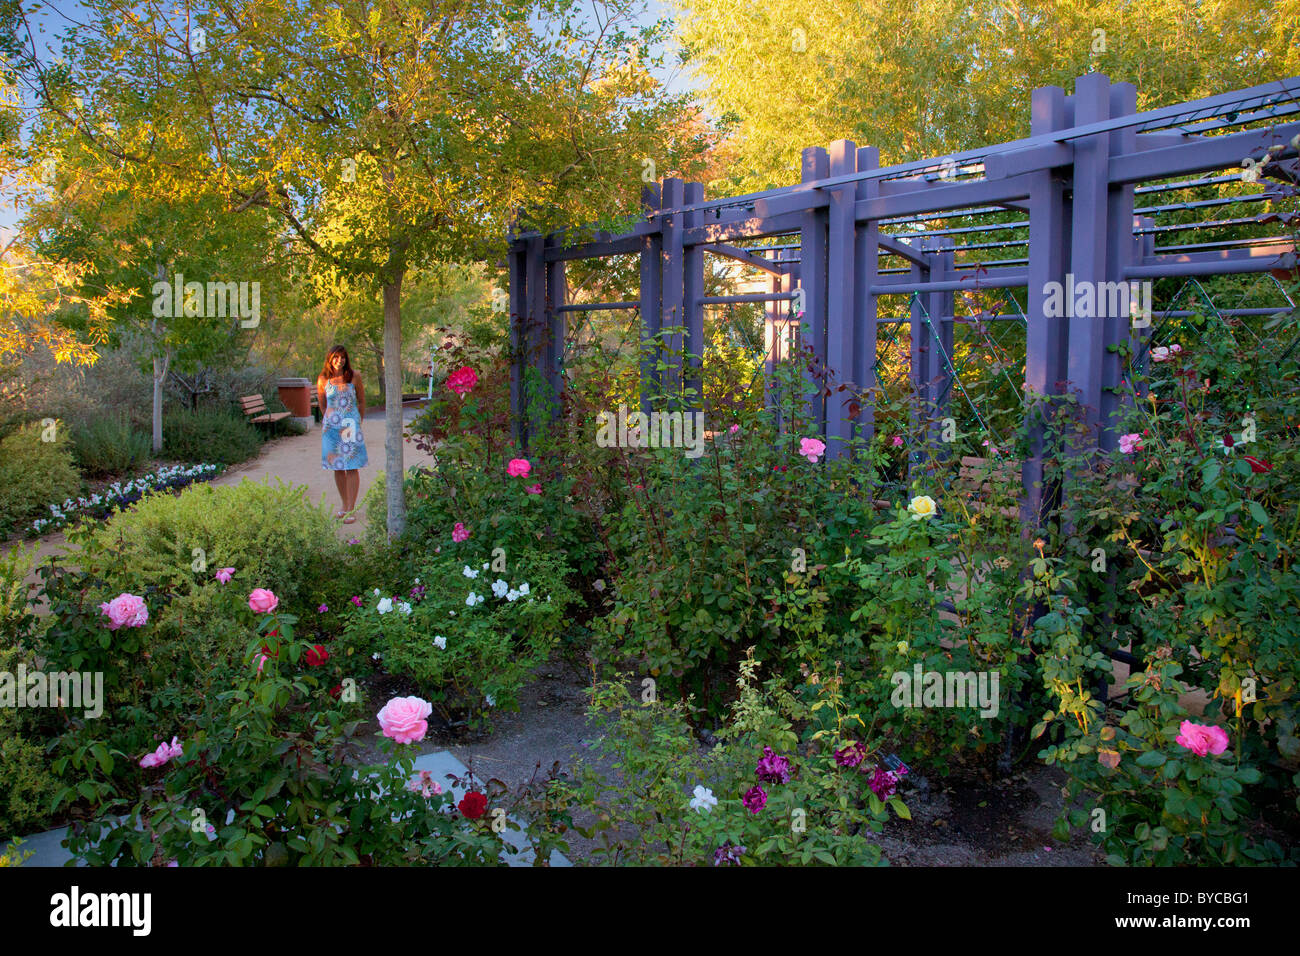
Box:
[75,478,343,606]
[0,420,81,533]
[0,644,60,841]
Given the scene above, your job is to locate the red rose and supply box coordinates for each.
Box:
[305,645,330,667]
[328,684,343,699]
[1243,455,1273,473]
[457,791,488,819]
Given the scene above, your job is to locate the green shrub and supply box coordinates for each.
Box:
[162,406,263,465]
[40,480,346,724]
[0,544,59,839]
[339,545,575,723]
[0,420,81,536]
[60,602,572,866]
[564,657,904,866]
[71,411,153,478]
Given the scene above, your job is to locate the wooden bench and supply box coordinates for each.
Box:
[954,455,1021,518]
[239,394,292,427]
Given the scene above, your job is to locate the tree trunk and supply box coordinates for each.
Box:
[383,274,406,538]
[371,342,386,403]
[152,349,169,454]
[152,262,167,453]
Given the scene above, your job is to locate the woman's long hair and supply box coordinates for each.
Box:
[321,345,354,384]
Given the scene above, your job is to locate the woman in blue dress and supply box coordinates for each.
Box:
[316,345,369,523]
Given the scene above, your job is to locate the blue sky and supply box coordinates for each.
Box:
[1,0,698,238]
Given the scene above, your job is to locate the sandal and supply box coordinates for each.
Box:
[334,509,347,519]
[342,513,357,524]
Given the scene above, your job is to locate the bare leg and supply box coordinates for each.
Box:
[345,470,361,513]
[332,470,347,514]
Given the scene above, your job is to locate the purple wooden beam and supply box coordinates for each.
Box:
[1109,120,1300,185]
[854,175,1034,221]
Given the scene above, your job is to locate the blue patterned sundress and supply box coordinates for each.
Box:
[321,380,368,471]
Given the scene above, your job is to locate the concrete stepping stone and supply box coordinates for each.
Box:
[12,751,568,867]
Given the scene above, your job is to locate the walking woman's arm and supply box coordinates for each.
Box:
[356,377,365,420]
[316,375,327,417]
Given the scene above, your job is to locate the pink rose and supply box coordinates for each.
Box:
[248,588,279,614]
[99,593,148,630]
[891,436,904,448]
[452,522,470,543]
[377,695,433,744]
[214,567,235,584]
[1175,720,1230,757]
[1118,433,1143,455]
[506,458,531,478]
[729,424,740,434]
[525,484,541,495]
[139,736,184,769]
[799,437,826,463]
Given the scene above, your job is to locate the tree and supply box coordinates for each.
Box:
[672,0,1300,193]
[10,0,704,537]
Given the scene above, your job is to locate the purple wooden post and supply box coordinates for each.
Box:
[854,146,881,449]
[544,232,567,420]
[683,182,706,409]
[908,250,929,472]
[1023,84,1071,529]
[508,231,526,448]
[764,267,781,409]
[800,147,830,435]
[926,243,955,451]
[1066,74,1113,448]
[1130,214,1156,400]
[525,235,547,441]
[660,177,685,402]
[1100,81,1138,448]
[826,140,857,459]
[639,183,662,416]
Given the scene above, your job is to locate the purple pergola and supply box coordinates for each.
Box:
[508,73,1299,520]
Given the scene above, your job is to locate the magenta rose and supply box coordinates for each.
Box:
[452,522,470,543]
[377,695,433,744]
[525,484,541,495]
[248,588,279,614]
[1175,720,1230,757]
[506,458,532,478]
[742,784,767,814]
[99,593,148,630]
[446,366,479,396]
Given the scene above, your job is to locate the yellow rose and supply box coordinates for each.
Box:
[908,495,937,521]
